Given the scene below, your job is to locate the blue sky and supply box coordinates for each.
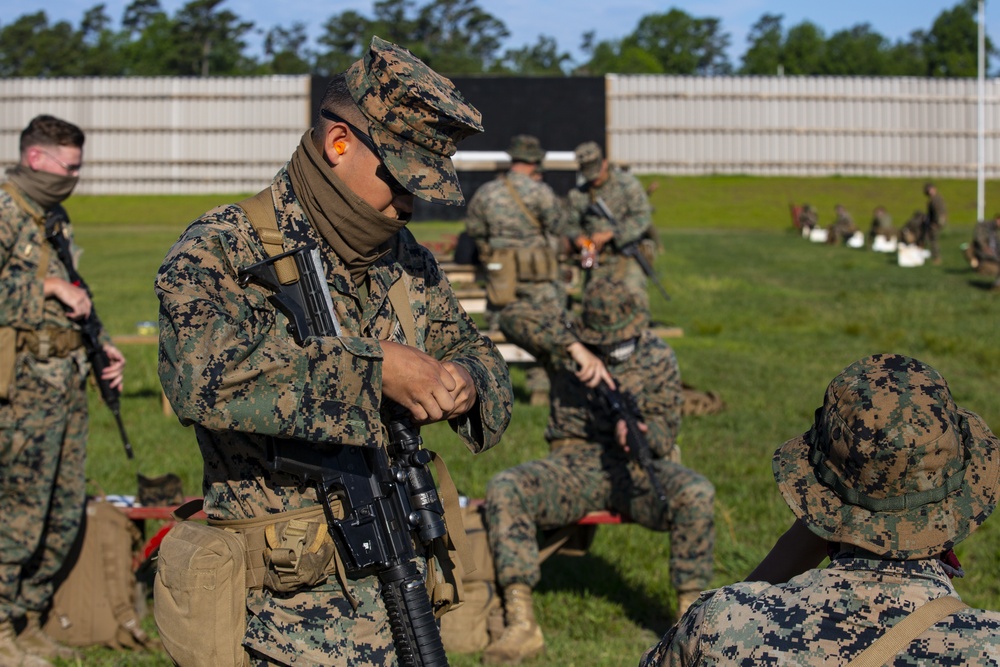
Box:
[20,0,1000,69]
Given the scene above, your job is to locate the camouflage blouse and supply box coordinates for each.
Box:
[640,556,1000,666]
[155,166,513,520]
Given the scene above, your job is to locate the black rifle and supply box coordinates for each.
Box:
[45,208,133,459]
[593,381,668,507]
[587,198,671,301]
[239,245,450,667]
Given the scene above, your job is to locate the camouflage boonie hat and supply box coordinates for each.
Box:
[576,275,649,346]
[773,354,1000,560]
[507,134,545,164]
[575,141,604,182]
[346,36,484,206]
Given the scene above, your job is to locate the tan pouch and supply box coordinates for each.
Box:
[440,504,501,654]
[484,247,518,307]
[514,247,558,283]
[0,328,15,400]
[154,521,250,667]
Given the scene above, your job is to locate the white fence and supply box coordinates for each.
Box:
[0,76,310,194]
[1,75,997,194]
[609,75,1000,179]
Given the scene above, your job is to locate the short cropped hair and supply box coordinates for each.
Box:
[20,115,84,154]
[313,74,368,151]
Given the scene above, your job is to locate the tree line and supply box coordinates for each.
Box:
[1,0,991,78]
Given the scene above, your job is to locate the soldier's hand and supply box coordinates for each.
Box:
[381,341,459,424]
[102,343,126,392]
[567,342,614,389]
[441,361,477,417]
[590,230,615,251]
[615,418,647,452]
[44,277,92,319]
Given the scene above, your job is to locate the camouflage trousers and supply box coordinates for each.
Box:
[484,441,714,593]
[244,559,430,666]
[497,282,567,400]
[0,353,88,622]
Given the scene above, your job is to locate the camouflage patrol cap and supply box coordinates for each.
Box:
[575,141,604,182]
[345,36,484,206]
[577,275,649,346]
[507,134,545,164]
[773,354,1000,560]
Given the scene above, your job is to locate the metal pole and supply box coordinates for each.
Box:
[978,0,986,221]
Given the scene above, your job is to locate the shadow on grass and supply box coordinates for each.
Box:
[967,278,1000,291]
[538,550,676,638]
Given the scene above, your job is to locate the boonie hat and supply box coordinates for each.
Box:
[507,134,545,164]
[346,36,484,206]
[773,354,1000,560]
[575,141,604,182]
[576,275,648,346]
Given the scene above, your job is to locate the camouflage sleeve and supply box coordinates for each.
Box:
[464,189,491,258]
[563,188,589,239]
[617,172,653,245]
[636,338,683,457]
[155,217,385,445]
[0,199,44,327]
[497,298,577,366]
[638,592,713,666]
[419,249,513,453]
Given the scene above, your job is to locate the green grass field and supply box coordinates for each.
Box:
[62,176,1000,666]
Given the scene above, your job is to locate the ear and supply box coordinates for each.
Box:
[322,123,350,166]
[23,146,43,170]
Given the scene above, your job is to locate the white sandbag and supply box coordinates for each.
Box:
[872,235,897,253]
[846,231,865,248]
[809,228,828,243]
[897,243,926,267]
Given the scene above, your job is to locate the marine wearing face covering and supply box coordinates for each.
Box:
[154,37,513,667]
[1,114,126,666]
[481,276,716,664]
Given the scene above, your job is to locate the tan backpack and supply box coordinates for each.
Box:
[44,498,154,650]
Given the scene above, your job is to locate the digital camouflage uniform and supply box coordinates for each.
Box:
[642,354,1000,666]
[641,557,1000,666]
[868,208,894,244]
[465,135,570,401]
[964,217,1000,276]
[0,183,89,624]
[486,282,714,596]
[826,206,857,245]
[566,145,654,314]
[923,186,947,262]
[156,38,513,667]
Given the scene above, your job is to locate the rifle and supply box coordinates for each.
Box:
[587,198,671,301]
[239,244,450,667]
[45,208,133,460]
[593,381,668,507]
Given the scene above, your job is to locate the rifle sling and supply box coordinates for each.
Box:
[503,175,543,231]
[237,188,299,285]
[846,596,969,667]
[1,182,51,281]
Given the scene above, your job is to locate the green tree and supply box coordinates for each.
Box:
[627,9,732,74]
[493,35,572,75]
[262,23,312,74]
[885,31,929,76]
[740,13,784,75]
[77,4,128,75]
[314,9,371,76]
[782,21,826,75]
[168,0,255,76]
[822,24,889,75]
[924,0,990,77]
[0,12,85,76]
[408,0,509,74]
[582,8,731,75]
